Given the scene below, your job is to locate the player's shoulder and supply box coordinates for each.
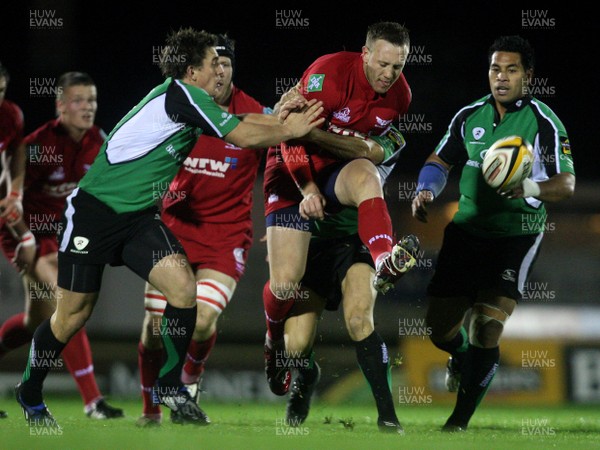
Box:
[528,97,563,121]
[309,51,357,73]
[454,94,492,120]
[24,119,58,144]
[0,99,24,124]
[230,86,266,115]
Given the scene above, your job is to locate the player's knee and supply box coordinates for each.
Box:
[340,160,382,201]
[195,306,219,336]
[160,272,196,308]
[345,312,373,341]
[269,275,303,300]
[52,310,88,340]
[469,303,510,348]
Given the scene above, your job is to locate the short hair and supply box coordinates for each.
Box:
[366,22,410,48]
[159,27,218,79]
[57,71,95,99]
[488,35,535,71]
[0,61,9,83]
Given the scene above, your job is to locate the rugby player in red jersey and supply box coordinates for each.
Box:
[262,22,418,406]
[0,71,123,419]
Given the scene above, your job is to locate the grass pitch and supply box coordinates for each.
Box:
[2,396,600,450]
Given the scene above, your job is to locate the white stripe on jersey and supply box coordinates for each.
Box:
[530,98,562,176]
[527,99,563,208]
[59,187,79,252]
[174,80,223,137]
[105,94,185,164]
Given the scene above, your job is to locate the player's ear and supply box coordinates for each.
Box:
[361,45,370,63]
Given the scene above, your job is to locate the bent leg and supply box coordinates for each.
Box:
[334,160,393,267]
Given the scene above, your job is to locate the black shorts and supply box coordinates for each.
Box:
[301,234,374,311]
[427,222,543,301]
[57,188,185,293]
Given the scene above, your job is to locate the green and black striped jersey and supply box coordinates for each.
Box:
[79,77,240,213]
[435,94,574,238]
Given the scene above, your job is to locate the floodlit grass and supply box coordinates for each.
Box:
[2,396,600,450]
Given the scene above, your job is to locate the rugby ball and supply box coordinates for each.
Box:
[481,136,533,190]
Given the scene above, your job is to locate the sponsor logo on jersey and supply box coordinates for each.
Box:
[560,137,571,155]
[71,236,89,254]
[224,143,242,150]
[473,127,485,140]
[268,193,279,204]
[219,112,234,127]
[333,107,351,123]
[306,74,324,92]
[501,269,516,282]
[374,116,393,128]
[48,167,65,181]
[183,157,234,178]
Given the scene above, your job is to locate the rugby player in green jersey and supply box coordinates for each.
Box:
[412,35,575,432]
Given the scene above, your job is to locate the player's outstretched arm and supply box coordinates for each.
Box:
[302,126,384,163]
[411,153,452,223]
[224,100,324,149]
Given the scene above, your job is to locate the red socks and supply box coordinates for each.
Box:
[182,331,217,384]
[138,341,164,416]
[263,281,294,342]
[358,197,394,266]
[62,328,102,407]
[0,313,32,358]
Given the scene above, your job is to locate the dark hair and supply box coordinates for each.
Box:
[159,27,218,79]
[0,61,9,83]
[57,71,95,100]
[488,35,535,71]
[366,22,410,48]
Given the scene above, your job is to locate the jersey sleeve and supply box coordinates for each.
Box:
[434,109,469,166]
[165,80,241,138]
[533,104,575,177]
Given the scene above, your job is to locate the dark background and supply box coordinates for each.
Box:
[3,1,598,181]
[1,2,598,344]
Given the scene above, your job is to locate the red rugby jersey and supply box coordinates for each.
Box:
[162,85,267,224]
[23,119,104,228]
[0,99,24,156]
[263,51,411,201]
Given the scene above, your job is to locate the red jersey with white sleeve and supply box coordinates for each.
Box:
[162,85,267,226]
[0,99,24,157]
[263,51,411,215]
